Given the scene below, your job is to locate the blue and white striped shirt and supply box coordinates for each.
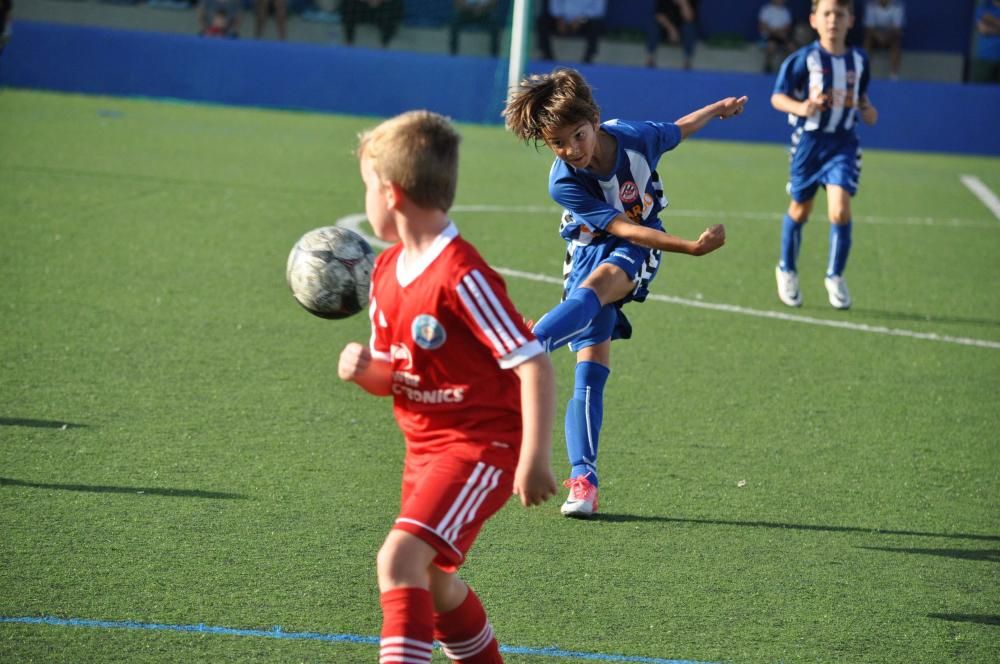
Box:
[774,41,871,135]
[548,119,681,243]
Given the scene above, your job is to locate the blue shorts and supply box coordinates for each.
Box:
[562,234,662,351]
[787,129,862,203]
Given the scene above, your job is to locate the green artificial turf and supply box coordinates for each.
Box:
[1,89,998,663]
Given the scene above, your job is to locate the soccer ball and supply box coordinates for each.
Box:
[286,226,375,319]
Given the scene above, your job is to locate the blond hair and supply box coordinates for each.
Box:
[357,110,460,212]
[502,68,601,145]
[813,0,853,12]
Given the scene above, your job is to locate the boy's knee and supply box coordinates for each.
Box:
[828,203,852,224]
[788,200,811,222]
[376,530,438,590]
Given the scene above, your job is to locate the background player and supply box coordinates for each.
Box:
[503,67,745,518]
[772,0,879,310]
[338,110,557,663]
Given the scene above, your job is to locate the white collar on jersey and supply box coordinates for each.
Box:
[395,220,458,287]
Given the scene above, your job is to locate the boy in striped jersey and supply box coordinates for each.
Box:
[772,0,879,309]
[338,110,557,663]
[504,68,746,518]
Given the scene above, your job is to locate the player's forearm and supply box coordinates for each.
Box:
[859,98,878,125]
[606,217,695,253]
[351,359,394,396]
[771,92,805,116]
[675,102,722,139]
[515,354,555,463]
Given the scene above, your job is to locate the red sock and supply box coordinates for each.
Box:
[380,587,435,663]
[433,588,503,663]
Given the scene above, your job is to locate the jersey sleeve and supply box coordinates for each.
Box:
[549,164,619,232]
[368,254,392,363]
[773,48,806,98]
[453,266,543,370]
[641,120,682,159]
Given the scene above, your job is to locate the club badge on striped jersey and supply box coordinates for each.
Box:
[619,180,639,204]
[412,314,446,350]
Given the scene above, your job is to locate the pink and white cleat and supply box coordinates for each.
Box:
[560,474,599,518]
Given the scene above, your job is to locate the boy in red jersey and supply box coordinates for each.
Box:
[338,110,557,664]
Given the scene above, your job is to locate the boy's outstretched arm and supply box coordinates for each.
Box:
[675,96,748,140]
[338,341,393,396]
[512,353,557,507]
[606,216,726,255]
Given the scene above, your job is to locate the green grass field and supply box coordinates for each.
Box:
[1,89,998,663]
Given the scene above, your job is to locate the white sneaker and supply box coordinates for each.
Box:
[775,266,802,307]
[824,275,852,309]
[560,474,598,518]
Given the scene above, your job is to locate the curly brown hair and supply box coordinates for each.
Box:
[502,68,601,146]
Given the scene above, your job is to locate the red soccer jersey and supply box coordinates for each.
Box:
[368,222,543,456]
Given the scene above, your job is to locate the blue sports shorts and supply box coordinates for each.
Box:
[787,130,862,203]
[563,235,662,351]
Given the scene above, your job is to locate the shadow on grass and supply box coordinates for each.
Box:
[0,417,88,429]
[589,513,1000,542]
[928,614,1000,626]
[0,477,246,500]
[849,308,1000,328]
[858,545,1000,562]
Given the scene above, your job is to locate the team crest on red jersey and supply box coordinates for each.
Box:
[619,181,639,204]
[412,314,446,350]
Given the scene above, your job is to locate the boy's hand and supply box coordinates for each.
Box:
[717,96,748,119]
[692,224,726,256]
[802,92,829,116]
[338,342,371,382]
[513,458,557,507]
[858,94,878,125]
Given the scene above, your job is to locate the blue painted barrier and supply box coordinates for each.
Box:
[1,21,998,155]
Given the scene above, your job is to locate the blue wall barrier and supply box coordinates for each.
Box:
[2,21,998,156]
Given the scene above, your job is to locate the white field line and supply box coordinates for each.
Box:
[445,205,998,229]
[337,214,1000,351]
[959,175,1000,221]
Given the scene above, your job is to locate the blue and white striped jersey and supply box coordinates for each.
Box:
[774,41,871,135]
[548,119,682,243]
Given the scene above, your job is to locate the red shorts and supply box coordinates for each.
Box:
[393,444,516,573]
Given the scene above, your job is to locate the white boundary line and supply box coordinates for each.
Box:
[441,205,999,229]
[959,175,1000,221]
[337,214,1000,351]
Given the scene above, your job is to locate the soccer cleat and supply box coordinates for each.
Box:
[824,275,852,310]
[775,266,802,307]
[560,474,598,518]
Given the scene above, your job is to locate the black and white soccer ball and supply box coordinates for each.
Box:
[286,226,375,319]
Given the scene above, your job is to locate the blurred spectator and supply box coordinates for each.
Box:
[198,0,242,38]
[972,0,1000,83]
[537,0,607,64]
[644,0,699,70]
[450,0,503,57]
[1,0,11,55]
[759,0,793,73]
[342,0,404,47]
[255,0,287,40]
[863,0,905,80]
